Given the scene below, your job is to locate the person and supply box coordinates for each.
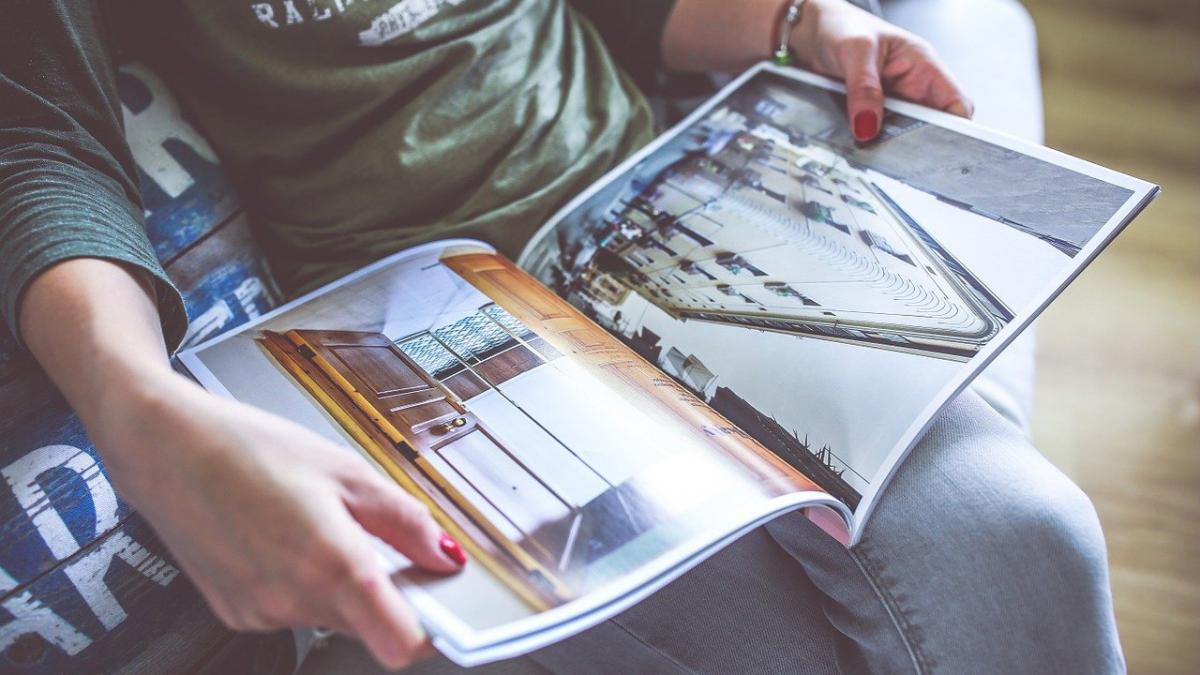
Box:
[1,0,1122,672]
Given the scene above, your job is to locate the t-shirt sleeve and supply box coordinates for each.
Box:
[568,0,678,88]
[0,0,188,352]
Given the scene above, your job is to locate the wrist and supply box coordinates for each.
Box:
[787,0,826,60]
[85,362,193,461]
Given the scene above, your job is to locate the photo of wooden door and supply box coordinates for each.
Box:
[293,329,471,451]
[285,330,575,570]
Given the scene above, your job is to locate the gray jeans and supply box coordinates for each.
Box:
[301,383,1122,674]
[299,1,1123,672]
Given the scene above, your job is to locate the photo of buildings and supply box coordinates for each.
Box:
[524,70,1122,502]
[561,125,1013,362]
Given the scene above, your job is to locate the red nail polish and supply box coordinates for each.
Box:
[439,532,467,566]
[853,110,878,141]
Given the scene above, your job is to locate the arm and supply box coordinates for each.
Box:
[19,261,459,667]
[3,3,461,669]
[660,0,973,140]
[0,0,186,345]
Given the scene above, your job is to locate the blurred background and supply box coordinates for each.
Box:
[1020,0,1199,672]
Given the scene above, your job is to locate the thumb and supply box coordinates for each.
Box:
[837,37,885,141]
[346,477,466,574]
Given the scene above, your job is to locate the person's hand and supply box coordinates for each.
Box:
[94,370,466,670]
[791,0,973,141]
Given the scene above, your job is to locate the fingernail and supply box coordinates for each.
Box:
[853,110,879,141]
[948,100,972,118]
[439,532,467,566]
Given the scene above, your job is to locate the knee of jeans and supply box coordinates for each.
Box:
[996,465,1110,584]
[921,409,1109,576]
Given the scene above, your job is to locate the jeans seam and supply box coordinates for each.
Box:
[609,617,697,675]
[850,541,932,674]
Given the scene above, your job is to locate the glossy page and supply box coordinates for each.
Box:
[521,63,1158,530]
[179,240,848,663]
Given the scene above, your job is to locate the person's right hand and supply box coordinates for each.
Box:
[94,369,467,670]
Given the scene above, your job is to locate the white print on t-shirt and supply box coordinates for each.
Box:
[250,0,352,27]
[249,0,466,44]
[358,0,468,45]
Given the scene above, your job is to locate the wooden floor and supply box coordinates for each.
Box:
[1020,1,1200,672]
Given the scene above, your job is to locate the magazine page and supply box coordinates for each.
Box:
[519,63,1158,535]
[177,239,848,665]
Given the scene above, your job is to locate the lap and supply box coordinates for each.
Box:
[302,529,840,675]
[769,389,1122,674]
[307,390,1117,675]
[303,4,1112,674]
[499,374,1111,674]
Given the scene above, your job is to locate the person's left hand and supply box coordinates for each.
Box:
[790,0,973,141]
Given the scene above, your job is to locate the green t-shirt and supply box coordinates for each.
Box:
[0,0,672,349]
[132,0,660,292]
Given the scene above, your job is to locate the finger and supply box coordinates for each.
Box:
[344,476,465,574]
[924,61,973,118]
[836,37,885,141]
[946,100,972,118]
[222,605,276,633]
[335,566,429,670]
[314,509,431,670]
[201,583,277,632]
[886,47,973,119]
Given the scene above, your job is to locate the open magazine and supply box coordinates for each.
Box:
[177,63,1158,665]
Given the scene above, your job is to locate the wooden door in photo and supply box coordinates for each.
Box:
[286,330,573,562]
[292,330,463,441]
